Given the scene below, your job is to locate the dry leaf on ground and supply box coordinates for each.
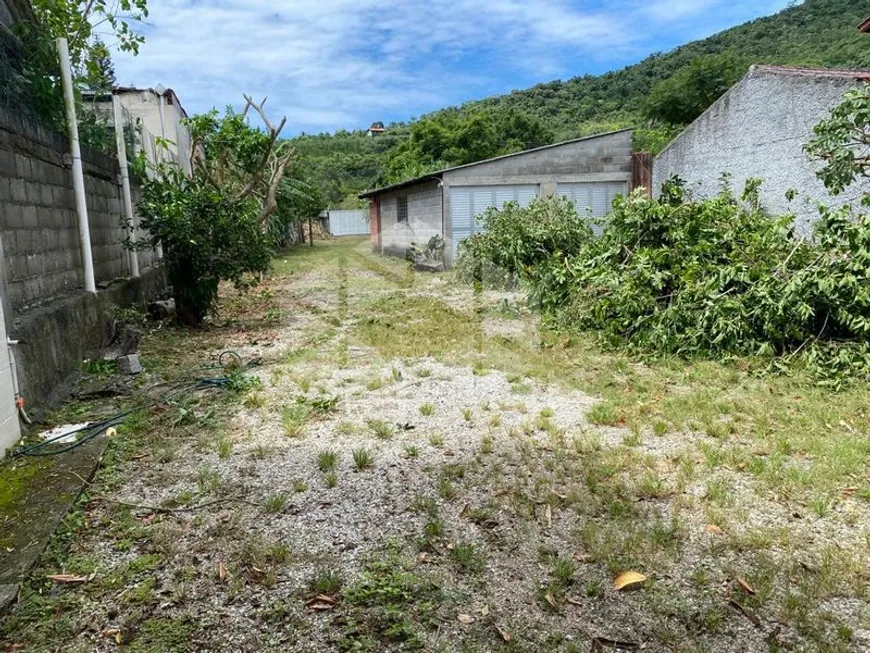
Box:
[613,571,646,591]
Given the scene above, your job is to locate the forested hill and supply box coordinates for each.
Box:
[292,0,870,207]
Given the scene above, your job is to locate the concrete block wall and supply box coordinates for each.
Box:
[652,68,870,236]
[0,106,155,314]
[377,181,443,258]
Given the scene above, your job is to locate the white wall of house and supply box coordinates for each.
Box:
[652,66,870,236]
[116,89,193,174]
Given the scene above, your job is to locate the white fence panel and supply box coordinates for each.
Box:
[328,210,369,236]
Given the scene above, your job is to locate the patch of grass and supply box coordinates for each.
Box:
[652,420,669,437]
[366,419,394,440]
[416,367,432,378]
[336,421,358,436]
[310,567,343,595]
[324,471,338,488]
[217,436,233,459]
[404,444,420,458]
[462,407,473,422]
[264,492,288,514]
[317,449,340,472]
[481,434,494,454]
[353,447,375,471]
[428,433,444,447]
[437,476,456,500]
[293,479,308,493]
[196,467,220,494]
[451,542,485,573]
[281,403,312,437]
[419,403,435,417]
[365,376,386,391]
[587,402,621,426]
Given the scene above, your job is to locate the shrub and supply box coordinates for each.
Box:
[455,196,593,291]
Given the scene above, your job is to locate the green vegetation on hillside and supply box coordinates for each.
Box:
[291,0,870,207]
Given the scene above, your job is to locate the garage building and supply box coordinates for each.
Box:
[360,129,637,266]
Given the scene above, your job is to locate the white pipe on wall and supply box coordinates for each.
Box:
[112,94,140,278]
[57,37,96,294]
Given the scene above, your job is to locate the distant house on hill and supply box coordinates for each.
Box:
[366,121,385,137]
[361,129,644,266]
[652,65,870,236]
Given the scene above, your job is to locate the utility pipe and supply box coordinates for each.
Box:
[112,94,140,278]
[57,37,96,294]
[155,89,167,260]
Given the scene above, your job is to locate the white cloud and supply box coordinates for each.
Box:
[109,0,796,134]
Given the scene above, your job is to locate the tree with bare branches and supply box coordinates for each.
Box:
[137,98,302,326]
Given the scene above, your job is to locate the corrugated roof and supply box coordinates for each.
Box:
[860,17,870,33]
[359,128,633,198]
[751,64,870,81]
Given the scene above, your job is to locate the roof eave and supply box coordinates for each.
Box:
[358,127,634,198]
[860,17,870,33]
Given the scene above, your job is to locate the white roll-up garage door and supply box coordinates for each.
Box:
[449,185,539,258]
[558,182,628,235]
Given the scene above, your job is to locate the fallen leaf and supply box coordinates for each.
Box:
[842,486,859,498]
[495,625,511,642]
[217,562,228,582]
[565,596,583,607]
[417,552,429,563]
[545,503,552,528]
[457,613,475,625]
[544,592,557,608]
[735,576,756,596]
[459,504,471,518]
[613,571,646,591]
[550,488,567,501]
[47,574,91,584]
[705,524,724,535]
[477,604,489,616]
[306,594,337,611]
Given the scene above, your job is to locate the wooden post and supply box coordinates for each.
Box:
[308,215,313,247]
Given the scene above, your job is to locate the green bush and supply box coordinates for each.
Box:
[455,196,593,296]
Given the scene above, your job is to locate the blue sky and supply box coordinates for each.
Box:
[111,0,795,136]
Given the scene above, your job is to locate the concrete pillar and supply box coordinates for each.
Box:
[0,239,21,458]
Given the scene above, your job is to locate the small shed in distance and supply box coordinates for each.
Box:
[360,129,637,266]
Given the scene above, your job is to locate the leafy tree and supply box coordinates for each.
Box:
[804,85,870,195]
[644,54,746,125]
[137,98,296,326]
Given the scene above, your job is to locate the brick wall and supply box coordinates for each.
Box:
[376,181,443,258]
[0,106,156,314]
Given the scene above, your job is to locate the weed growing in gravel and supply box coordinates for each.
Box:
[306,395,340,414]
[196,467,220,494]
[481,435,494,454]
[310,568,343,595]
[250,444,272,460]
[293,479,308,493]
[353,448,375,470]
[391,367,403,382]
[366,419,393,440]
[653,420,669,437]
[324,471,338,488]
[419,403,435,416]
[415,367,432,378]
[462,407,473,422]
[587,402,621,426]
[264,492,288,513]
[438,477,456,500]
[428,434,444,447]
[317,449,340,472]
[488,414,501,427]
[217,436,233,459]
[404,444,420,458]
[281,404,311,437]
[336,421,358,436]
[365,376,386,391]
[451,542,484,573]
